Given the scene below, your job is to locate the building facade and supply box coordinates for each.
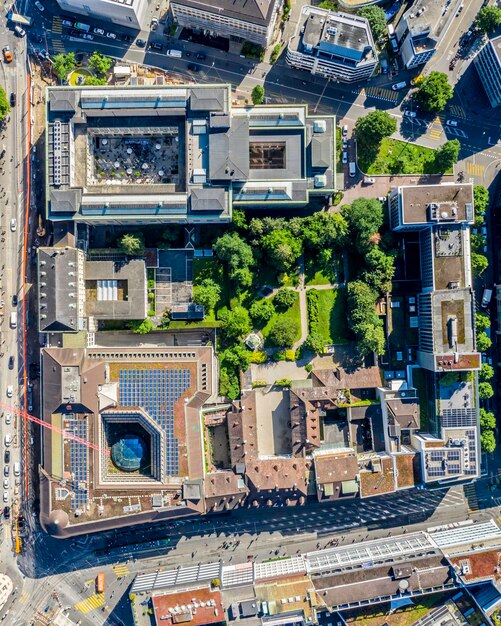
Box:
[170,0,281,47]
[56,0,149,29]
[286,7,378,83]
[474,35,501,108]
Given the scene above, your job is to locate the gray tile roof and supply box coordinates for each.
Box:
[209,117,250,181]
[48,89,78,113]
[311,135,331,170]
[190,187,227,212]
[173,0,276,27]
[190,86,229,113]
[49,189,81,214]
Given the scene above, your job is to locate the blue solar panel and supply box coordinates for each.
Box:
[119,369,191,476]
[67,419,88,508]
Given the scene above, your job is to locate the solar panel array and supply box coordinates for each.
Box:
[119,368,191,476]
[465,429,478,475]
[66,418,89,509]
[442,408,477,428]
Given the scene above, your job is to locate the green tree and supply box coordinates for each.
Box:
[415,72,453,113]
[274,288,296,310]
[302,212,348,249]
[131,317,153,334]
[249,299,275,325]
[477,331,492,352]
[474,185,489,215]
[53,53,76,82]
[268,317,299,348]
[364,247,395,294]
[0,86,10,122]
[471,252,489,276]
[119,233,144,255]
[193,278,221,311]
[480,363,494,382]
[304,332,325,354]
[354,110,397,149]
[88,51,113,76]
[479,382,494,399]
[232,209,247,230]
[343,198,384,253]
[262,229,302,272]
[270,43,281,63]
[476,312,491,333]
[318,0,336,9]
[85,76,107,86]
[480,429,496,453]
[480,408,496,430]
[221,345,251,371]
[358,6,387,40]
[214,232,254,272]
[357,322,386,356]
[232,267,253,290]
[347,281,385,356]
[251,85,265,105]
[476,5,501,33]
[434,139,461,173]
[220,306,252,340]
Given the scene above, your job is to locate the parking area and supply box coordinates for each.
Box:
[156,250,193,315]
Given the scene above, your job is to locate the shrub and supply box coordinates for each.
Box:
[248,351,267,363]
[130,318,153,334]
[252,380,268,388]
[305,364,313,373]
[269,317,299,348]
[250,299,275,325]
[274,378,292,387]
[270,43,281,63]
[274,288,296,310]
[479,382,494,400]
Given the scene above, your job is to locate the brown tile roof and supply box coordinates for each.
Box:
[395,454,419,489]
[359,456,396,497]
[450,550,501,583]
[312,365,382,391]
[246,458,309,499]
[314,453,358,485]
[228,393,258,465]
[204,471,248,512]
[387,398,420,430]
[152,587,224,626]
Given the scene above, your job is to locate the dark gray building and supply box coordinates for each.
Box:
[474,35,501,108]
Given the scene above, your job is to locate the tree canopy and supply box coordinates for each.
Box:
[214,232,254,289]
[474,185,489,213]
[479,382,494,399]
[415,72,453,112]
[347,281,385,356]
[480,408,496,430]
[354,110,397,149]
[434,139,460,173]
[477,331,492,352]
[220,306,252,340]
[304,332,325,354]
[358,6,387,39]
[480,429,496,453]
[363,246,395,294]
[251,85,265,105]
[131,317,153,334]
[471,252,489,276]
[193,278,221,311]
[119,233,144,255]
[88,51,113,76]
[476,312,491,332]
[85,76,107,86]
[480,363,494,382]
[53,53,76,82]
[0,87,11,121]
[268,317,299,348]
[301,212,348,249]
[262,228,302,272]
[476,5,501,33]
[342,198,384,254]
[274,288,296,310]
[249,299,275,325]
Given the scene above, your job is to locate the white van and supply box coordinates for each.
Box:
[4,434,12,447]
[10,312,17,329]
[166,49,182,58]
[392,81,407,91]
[13,463,20,477]
[349,162,356,177]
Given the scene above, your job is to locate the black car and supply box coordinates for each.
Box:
[4,451,10,464]
[187,63,200,72]
[149,42,163,51]
[10,92,16,106]
[12,294,17,306]
[196,52,206,60]
[8,356,14,370]
[121,33,133,42]
[3,506,10,520]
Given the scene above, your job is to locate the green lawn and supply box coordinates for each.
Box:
[309,288,349,344]
[193,257,230,315]
[305,254,339,286]
[261,291,302,346]
[359,138,443,175]
[411,367,431,432]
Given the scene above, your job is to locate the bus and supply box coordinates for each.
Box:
[96,573,105,594]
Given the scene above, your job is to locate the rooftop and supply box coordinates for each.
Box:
[400,0,456,46]
[399,183,474,226]
[491,35,501,66]
[151,586,224,626]
[171,0,278,27]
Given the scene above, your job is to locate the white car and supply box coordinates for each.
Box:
[404,110,417,118]
[106,32,117,39]
[378,196,387,202]
[34,1,44,10]
[62,19,73,27]
[342,139,348,149]
[342,151,348,164]
[10,219,17,232]
[14,25,26,37]
[82,33,94,40]
[3,479,8,490]
[93,27,105,35]
[446,119,458,126]
[6,386,13,398]
[3,491,9,504]
[5,413,11,425]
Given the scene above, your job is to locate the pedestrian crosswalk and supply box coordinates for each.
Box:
[448,104,467,118]
[112,563,130,578]
[466,162,485,177]
[359,86,399,104]
[464,483,479,512]
[19,591,29,604]
[427,127,443,141]
[75,593,105,614]
[52,16,63,34]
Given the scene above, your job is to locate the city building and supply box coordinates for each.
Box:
[39,345,217,537]
[37,246,148,333]
[150,587,225,626]
[286,7,378,83]
[394,0,461,69]
[474,35,501,108]
[46,85,336,226]
[55,0,148,29]
[170,0,282,48]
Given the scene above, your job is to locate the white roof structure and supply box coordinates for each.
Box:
[131,561,221,594]
[428,520,501,551]
[254,556,306,581]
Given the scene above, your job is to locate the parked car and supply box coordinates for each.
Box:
[342,139,348,149]
[342,151,348,164]
[446,119,458,126]
[5,413,11,426]
[62,19,73,27]
[378,196,387,203]
[121,33,133,42]
[6,386,13,398]
[392,81,407,91]
[3,506,10,519]
[3,479,8,490]
[149,42,163,51]
[34,1,45,11]
[404,110,417,118]
[342,124,348,137]
[8,356,14,370]
[106,32,116,39]
[10,92,16,106]
[10,218,16,232]
[151,17,159,30]
[12,295,17,307]
[2,493,9,504]
[4,451,10,464]
[14,25,26,37]
[3,47,13,63]
[196,52,206,60]
[363,177,376,184]
[82,33,94,40]
[93,27,105,35]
